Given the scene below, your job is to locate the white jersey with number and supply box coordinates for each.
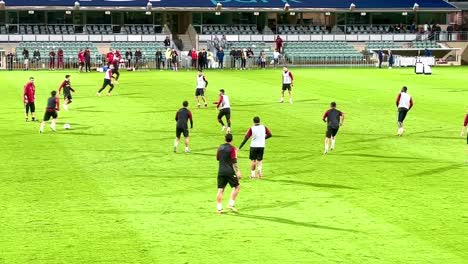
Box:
[196,75,206,89]
[219,95,231,109]
[283,71,292,84]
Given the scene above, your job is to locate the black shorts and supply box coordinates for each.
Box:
[249,147,265,161]
[218,108,231,120]
[64,94,72,101]
[326,126,339,138]
[217,174,240,189]
[25,102,35,113]
[79,62,84,66]
[103,79,113,87]
[282,84,291,91]
[398,108,408,123]
[43,110,58,121]
[176,127,189,138]
[195,88,205,96]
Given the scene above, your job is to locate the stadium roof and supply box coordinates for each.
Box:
[5,0,458,11]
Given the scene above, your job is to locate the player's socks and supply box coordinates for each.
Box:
[226,127,231,134]
[250,170,256,179]
[197,103,200,108]
[39,123,44,133]
[63,104,69,111]
[221,126,226,132]
[96,92,101,96]
[50,124,56,132]
[257,165,262,178]
[227,200,237,212]
[279,97,284,103]
[107,93,111,96]
[25,118,28,122]
[331,140,335,150]
[324,144,329,154]
[217,203,223,213]
[185,147,190,153]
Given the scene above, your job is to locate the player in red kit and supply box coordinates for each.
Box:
[461,109,468,163]
[23,77,36,122]
[78,49,85,72]
[106,49,114,66]
[112,49,121,82]
[58,75,75,111]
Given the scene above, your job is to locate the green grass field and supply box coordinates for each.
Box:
[0,67,467,264]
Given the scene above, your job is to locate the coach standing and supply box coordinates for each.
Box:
[396,86,413,136]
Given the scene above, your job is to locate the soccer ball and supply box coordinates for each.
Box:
[64,123,71,130]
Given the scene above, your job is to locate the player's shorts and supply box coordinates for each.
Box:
[249,147,265,161]
[25,102,35,113]
[217,173,240,189]
[282,83,292,91]
[398,108,409,122]
[79,61,84,66]
[43,110,58,121]
[326,126,339,138]
[64,94,72,101]
[103,79,112,87]
[218,108,231,120]
[195,88,205,96]
[176,127,189,138]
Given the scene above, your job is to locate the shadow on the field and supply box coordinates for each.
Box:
[336,153,423,160]
[230,213,360,233]
[263,179,358,190]
[406,163,464,177]
[139,109,176,114]
[419,136,460,140]
[65,132,106,136]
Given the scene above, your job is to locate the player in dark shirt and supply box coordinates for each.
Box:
[216,134,242,213]
[174,101,193,153]
[58,75,75,111]
[39,91,60,133]
[322,102,344,154]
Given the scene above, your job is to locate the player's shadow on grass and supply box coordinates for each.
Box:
[336,153,423,160]
[64,132,106,136]
[139,110,176,114]
[230,214,360,233]
[263,179,358,190]
[406,163,464,177]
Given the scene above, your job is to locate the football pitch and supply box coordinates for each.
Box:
[0,67,467,263]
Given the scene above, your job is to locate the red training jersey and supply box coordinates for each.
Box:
[106,52,114,63]
[23,82,35,103]
[78,51,85,62]
[464,114,468,127]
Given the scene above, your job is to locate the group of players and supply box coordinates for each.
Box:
[22,65,468,213]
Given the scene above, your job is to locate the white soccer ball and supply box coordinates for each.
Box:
[64,123,71,130]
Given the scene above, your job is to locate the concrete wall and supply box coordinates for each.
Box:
[444,42,468,65]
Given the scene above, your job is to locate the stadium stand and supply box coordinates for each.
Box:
[366,41,404,50]
[15,42,99,58]
[412,40,441,48]
[277,25,328,35]
[202,24,260,35]
[110,42,167,56]
[284,42,361,58]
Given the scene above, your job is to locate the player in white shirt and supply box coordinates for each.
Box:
[280,66,294,104]
[395,86,414,136]
[215,89,231,133]
[96,64,115,96]
[239,116,272,179]
[195,71,208,108]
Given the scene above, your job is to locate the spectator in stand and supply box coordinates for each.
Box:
[164,36,171,48]
[7,52,14,71]
[48,48,56,70]
[134,48,142,70]
[208,51,215,69]
[165,48,172,70]
[106,48,114,66]
[23,48,30,71]
[155,49,163,70]
[221,35,227,49]
[78,49,85,72]
[447,23,454,41]
[235,48,242,69]
[32,49,41,70]
[273,49,280,67]
[203,49,208,70]
[246,48,254,69]
[229,48,235,69]
[378,49,384,68]
[260,51,266,69]
[388,50,394,69]
[190,48,198,69]
[125,48,132,69]
[275,35,284,53]
[217,47,225,69]
[57,48,64,69]
[171,49,178,71]
[213,35,220,50]
[423,23,429,33]
[197,49,204,71]
[84,47,91,72]
[410,22,416,33]
[425,48,432,57]
[240,49,247,70]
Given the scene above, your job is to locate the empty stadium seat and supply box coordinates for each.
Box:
[202,24,260,35]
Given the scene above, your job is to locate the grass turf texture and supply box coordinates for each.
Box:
[0,67,467,264]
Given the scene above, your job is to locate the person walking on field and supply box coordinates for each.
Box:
[239,116,272,179]
[216,133,242,213]
[396,86,413,136]
[174,101,193,153]
[322,102,345,154]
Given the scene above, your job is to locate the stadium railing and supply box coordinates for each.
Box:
[0,34,169,43]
